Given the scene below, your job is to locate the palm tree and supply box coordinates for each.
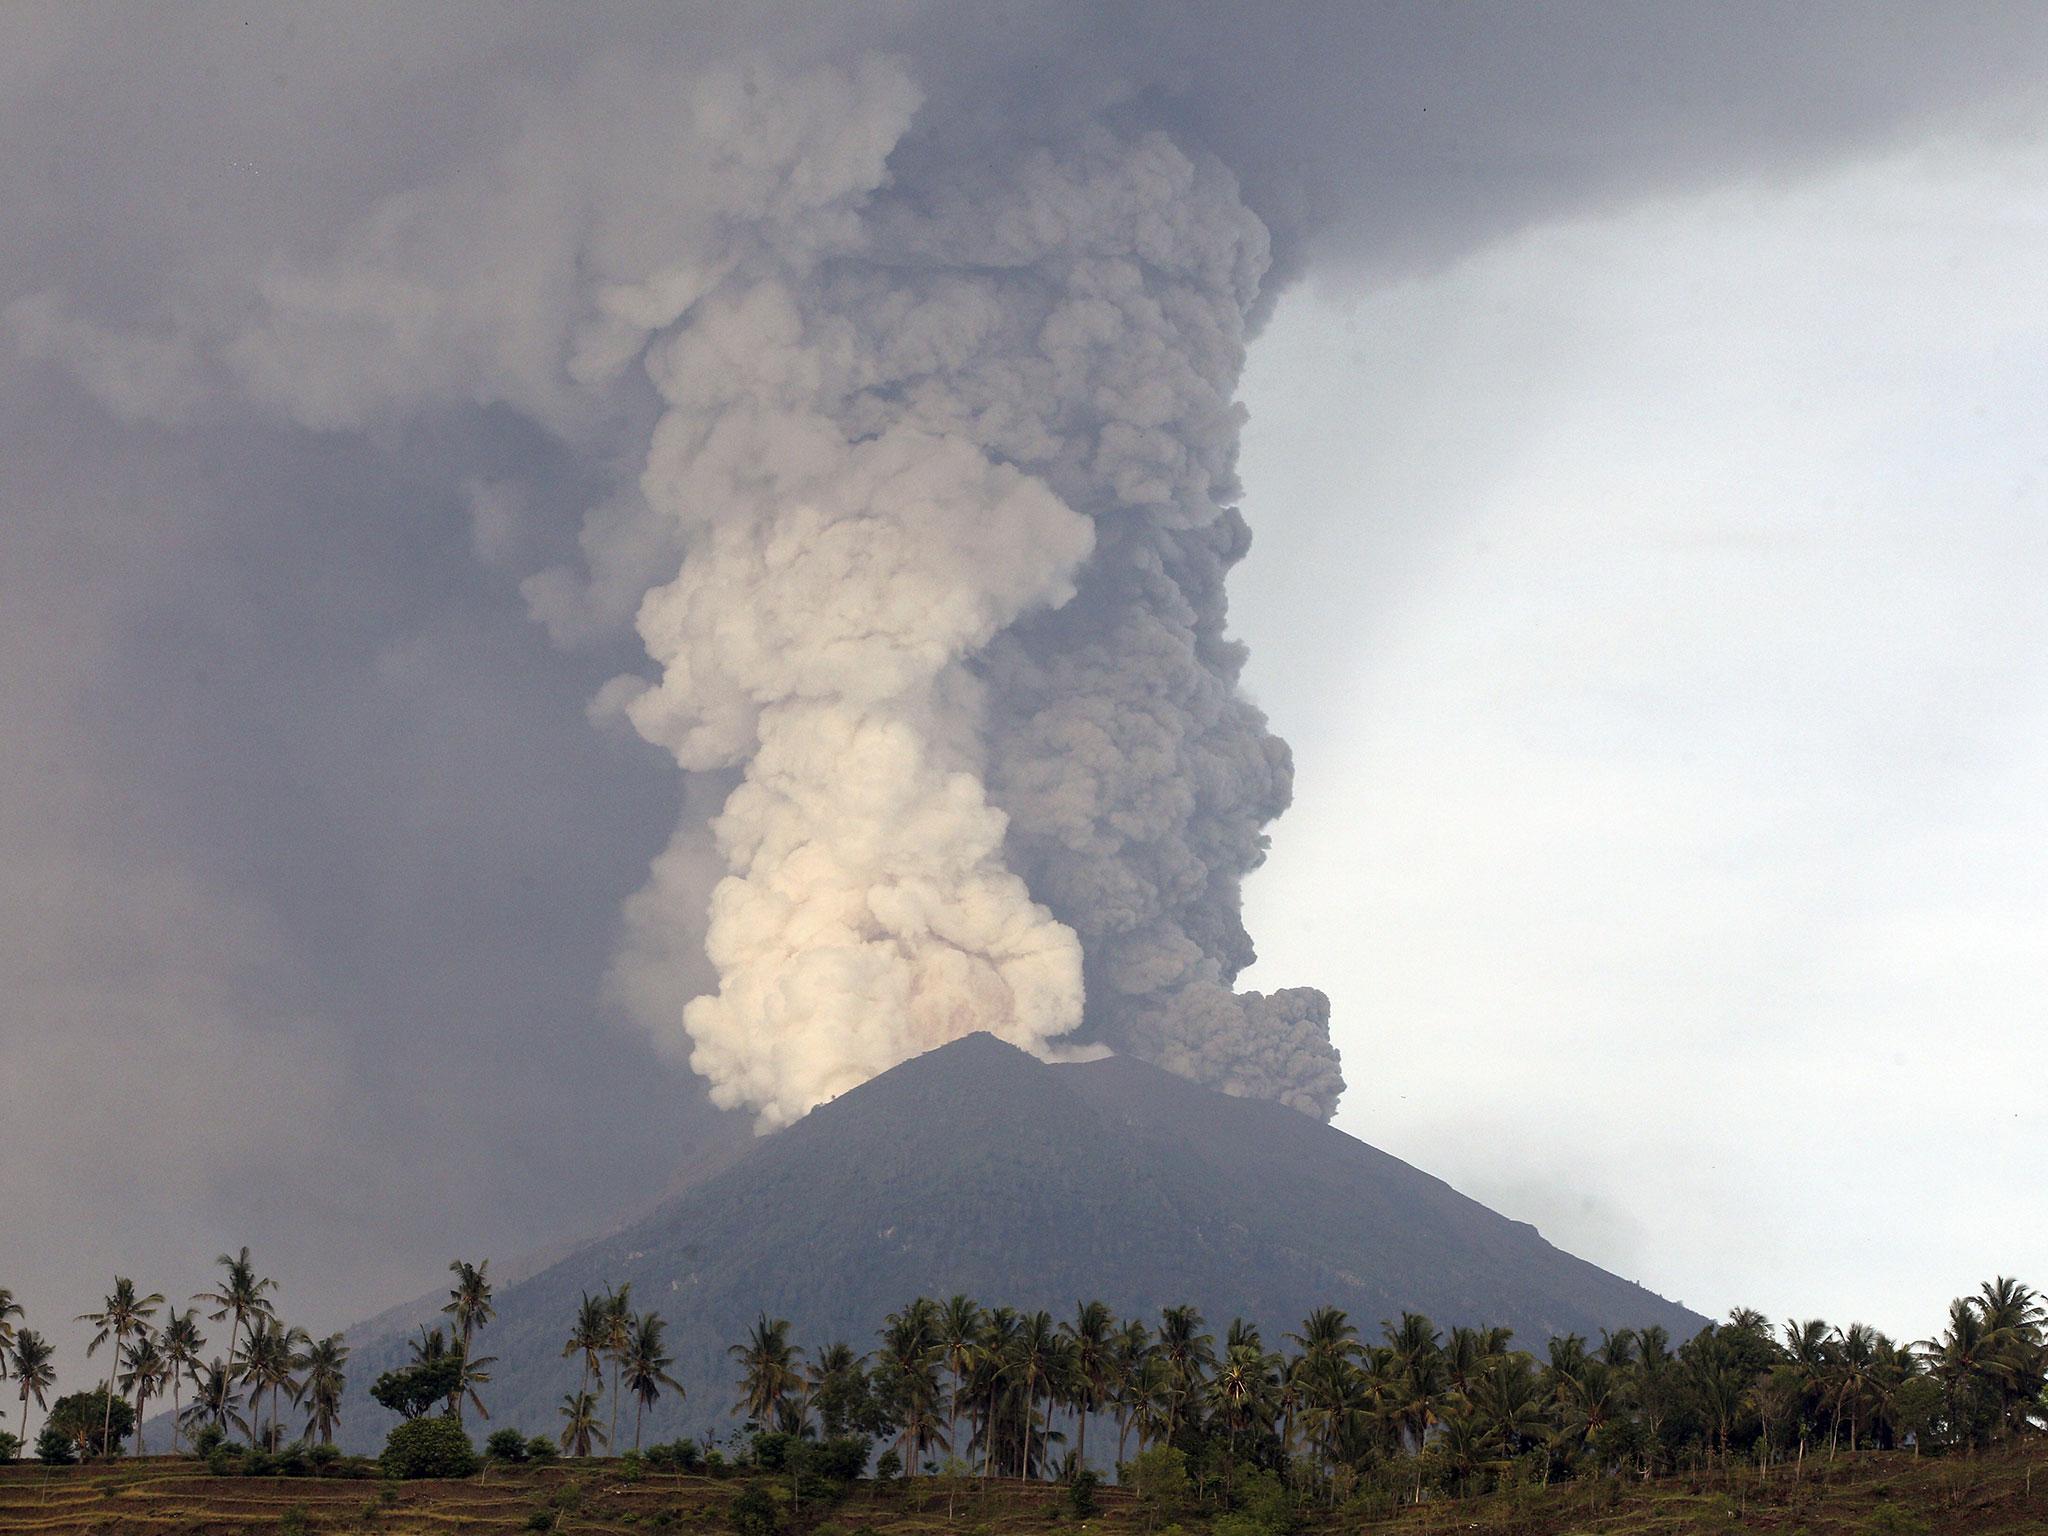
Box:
[564,1292,610,1402]
[876,1301,947,1476]
[442,1260,495,1428]
[78,1277,165,1458]
[1058,1301,1114,1472]
[558,1389,606,1458]
[0,1289,21,1380]
[1010,1311,1058,1479]
[160,1310,205,1454]
[602,1285,634,1450]
[240,1318,309,1451]
[730,1314,801,1425]
[1155,1305,1215,1447]
[298,1334,349,1447]
[936,1295,984,1462]
[11,1330,56,1449]
[1208,1338,1279,1482]
[119,1333,167,1456]
[193,1250,276,1392]
[180,1357,251,1443]
[623,1312,682,1451]
[1108,1317,1152,1465]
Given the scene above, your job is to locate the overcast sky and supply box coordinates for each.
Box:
[2,4,2043,1415]
[1237,130,2048,1340]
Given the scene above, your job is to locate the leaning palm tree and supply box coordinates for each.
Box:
[180,1357,251,1443]
[935,1295,984,1460]
[159,1310,206,1454]
[119,1333,168,1455]
[730,1313,803,1429]
[239,1318,309,1451]
[558,1389,607,1458]
[78,1277,164,1458]
[11,1330,57,1449]
[623,1312,682,1451]
[193,1250,276,1390]
[298,1334,349,1446]
[442,1260,495,1428]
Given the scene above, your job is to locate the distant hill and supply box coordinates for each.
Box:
[326,1034,1702,1452]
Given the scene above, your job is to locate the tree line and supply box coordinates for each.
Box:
[5,1257,2041,1507]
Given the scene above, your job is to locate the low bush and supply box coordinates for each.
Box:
[1068,1468,1101,1519]
[379,1415,479,1480]
[35,1424,76,1465]
[487,1428,531,1462]
[728,1483,781,1536]
[191,1424,228,1457]
[527,1435,560,1464]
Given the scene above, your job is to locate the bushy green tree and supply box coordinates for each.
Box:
[45,1388,134,1459]
[380,1415,478,1479]
[486,1427,530,1462]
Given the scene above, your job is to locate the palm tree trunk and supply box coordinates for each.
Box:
[102,1336,118,1460]
[172,1376,182,1455]
[610,1358,621,1453]
[136,1388,148,1456]
[1076,1394,1087,1470]
[635,1396,644,1453]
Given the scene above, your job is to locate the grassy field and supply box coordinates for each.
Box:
[1,1444,2043,1536]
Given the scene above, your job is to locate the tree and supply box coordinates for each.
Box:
[380,1415,478,1479]
[192,1249,276,1391]
[46,1389,133,1460]
[603,1284,634,1450]
[624,1311,683,1450]
[240,1317,309,1451]
[558,1388,607,1458]
[118,1333,167,1455]
[876,1300,949,1476]
[299,1334,349,1446]
[370,1355,462,1422]
[564,1292,610,1403]
[442,1260,495,1429]
[77,1277,163,1458]
[10,1330,56,1449]
[731,1314,802,1426]
[180,1357,251,1443]
[1058,1300,1114,1472]
[935,1295,984,1462]
[160,1310,206,1454]
[0,1289,21,1380]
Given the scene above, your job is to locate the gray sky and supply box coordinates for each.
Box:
[2,3,2044,1411]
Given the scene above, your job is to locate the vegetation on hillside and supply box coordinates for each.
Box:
[4,1261,2042,1526]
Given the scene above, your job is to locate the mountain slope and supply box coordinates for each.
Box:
[330,1034,1701,1451]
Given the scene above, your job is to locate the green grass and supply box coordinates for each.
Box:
[1,1444,2042,1536]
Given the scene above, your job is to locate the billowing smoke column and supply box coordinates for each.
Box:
[591,88,1343,1125]
[30,53,1343,1127]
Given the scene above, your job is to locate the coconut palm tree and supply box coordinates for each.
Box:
[193,1250,276,1391]
[0,1289,22,1380]
[160,1310,205,1453]
[119,1333,167,1455]
[442,1260,495,1428]
[78,1277,164,1458]
[730,1313,801,1426]
[876,1301,947,1476]
[1108,1317,1152,1465]
[180,1357,251,1443]
[240,1318,309,1451]
[936,1295,984,1460]
[599,1285,634,1449]
[1057,1301,1114,1472]
[298,1334,349,1447]
[11,1330,56,1450]
[561,1290,610,1443]
[623,1311,682,1451]
[1155,1305,1215,1447]
[558,1389,606,1458]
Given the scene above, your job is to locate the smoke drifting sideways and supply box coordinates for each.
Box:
[29,50,1341,1127]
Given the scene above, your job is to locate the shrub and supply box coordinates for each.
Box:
[873,1448,902,1482]
[379,1416,479,1480]
[526,1435,559,1463]
[620,1448,646,1481]
[35,1424,77,1465]
[811,1438,870,1483]
[0,1432,20,1461]
[1127,1445,1190,1516]
[704,1448,728,1477]
[524,1511,555,1533]
[244,1448,279,1477]
[1068,1468,1101,1519]
[309,1442,342,1470]
[274,1441,309,1476]
[1866,1507,1932,1536]
[487,1428,531,1463]
[729,1483,781,1536]
[279,1504,312,1536]
[44,1390,133,1459]
[646,1441,677,1469]
[191,1424,228,1457]
[207,1443,244,1476]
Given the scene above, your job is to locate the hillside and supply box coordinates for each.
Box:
[330,1035,1701,1451]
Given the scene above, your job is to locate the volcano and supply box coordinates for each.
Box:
[326,1035,1701,1450]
